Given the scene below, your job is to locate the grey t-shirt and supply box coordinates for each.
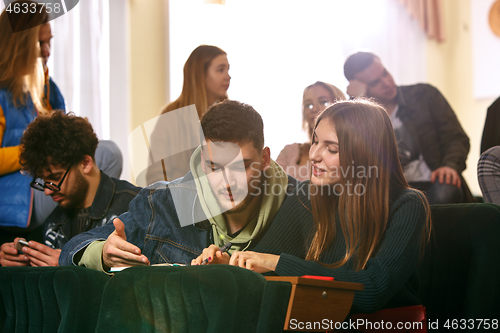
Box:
[45,207,91,249]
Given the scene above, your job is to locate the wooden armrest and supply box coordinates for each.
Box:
[265,276,363,331]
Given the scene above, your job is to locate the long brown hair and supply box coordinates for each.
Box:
[306,99,430,271]
[0,1,48,114]
[162,45,227,118]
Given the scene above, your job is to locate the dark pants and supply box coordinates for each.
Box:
[410,181,464,205]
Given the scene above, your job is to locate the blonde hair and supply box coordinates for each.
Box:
[302,81,345,137]
[307,99,431,271]
[162,45,227,118]
[0,1,48,114]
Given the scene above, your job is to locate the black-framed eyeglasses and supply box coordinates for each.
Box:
[30,165,72,192]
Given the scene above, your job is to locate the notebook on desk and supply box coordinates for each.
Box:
[109,263,189,272]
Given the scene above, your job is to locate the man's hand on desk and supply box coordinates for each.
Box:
[102,218,150,270]
[191,244,230,265]
[191,245,280,273]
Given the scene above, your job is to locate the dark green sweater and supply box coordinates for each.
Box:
[272,187,427,314]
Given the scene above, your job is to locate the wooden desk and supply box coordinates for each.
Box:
[265,276,363,331]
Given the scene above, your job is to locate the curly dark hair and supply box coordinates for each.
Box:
[200,100,264,151]
[20,111,99,178]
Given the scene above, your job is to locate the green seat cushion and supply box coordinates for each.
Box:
[97,265,291,333]
[0,266,110,333]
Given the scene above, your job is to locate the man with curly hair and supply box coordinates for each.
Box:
[0,112,140,267]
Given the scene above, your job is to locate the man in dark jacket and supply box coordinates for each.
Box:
[0,112,140,267]
[344,51,470,204]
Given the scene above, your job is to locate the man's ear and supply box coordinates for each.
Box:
[262,147,271,171]
[81,155,94,175]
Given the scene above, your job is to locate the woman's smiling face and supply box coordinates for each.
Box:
[309,119,341,186]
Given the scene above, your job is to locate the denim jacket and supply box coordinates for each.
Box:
[50,171,141,252]
[59,172,313,266]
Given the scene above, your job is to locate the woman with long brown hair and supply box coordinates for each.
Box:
[162,45,230,118]
[0,0,49,233]
[143,45,230,185]
[227,99,431,314]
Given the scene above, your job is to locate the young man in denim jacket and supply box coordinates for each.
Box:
[60,100,313,271]
[0,112,140,267]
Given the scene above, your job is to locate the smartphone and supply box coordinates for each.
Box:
[15,239,30,252]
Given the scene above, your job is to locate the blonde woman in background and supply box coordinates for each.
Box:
[143,45,231,185]
[276,81,345,181]
[0,1,49,241]
[162,45,230,117]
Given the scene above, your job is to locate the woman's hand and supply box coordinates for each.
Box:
[229,251,279,273]
[191,244,230,265]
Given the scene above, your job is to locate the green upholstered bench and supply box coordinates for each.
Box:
[418,203,500,331]
[0,265,110,333]
[0,265,291,333]
[2,203,500,332]
[95,265,291,333]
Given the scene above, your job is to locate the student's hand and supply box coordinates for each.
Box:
[431,166,461,188]
[22,241,61,266]
[0,239,30,267]
[191,244,230,265]
[102,218,150,270]
[229,251,280,273]
[346,80,367,98]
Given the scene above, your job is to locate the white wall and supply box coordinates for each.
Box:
[426,0,497,195]
[169,0,427,160]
